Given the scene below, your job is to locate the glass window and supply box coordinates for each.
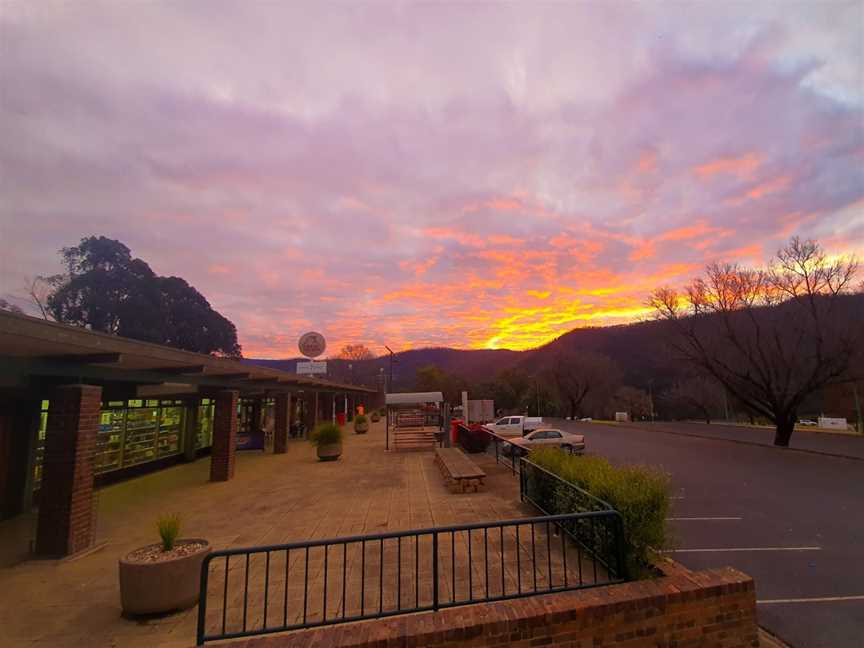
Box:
[95,409,124,474]
[157,405,185,458]
[123,406,159,466]
[547,431,562,439]
[32,400,49,493]
[197,401,215,449]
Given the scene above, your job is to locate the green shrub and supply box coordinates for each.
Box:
[354,414,368,424]
[528,448,671,577]
[157,513,181,551]
[310,422,343,447]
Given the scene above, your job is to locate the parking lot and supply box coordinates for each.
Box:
[556,419,864,648]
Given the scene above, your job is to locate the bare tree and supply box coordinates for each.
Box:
[0,298,25,315]
[337,344,376,361]
[662,376,725,424]
[544,349,621,419]
[610,386,652,420]
[651,237,860,446]
[27,274,63,320]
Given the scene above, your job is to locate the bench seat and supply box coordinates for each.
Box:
[434,447,486,493]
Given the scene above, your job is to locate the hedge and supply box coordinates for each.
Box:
[527,448,671,577]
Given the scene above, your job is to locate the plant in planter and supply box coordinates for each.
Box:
[370,411,380,423]
[118,514,211,616]
[354,414,369,434]
[310,422,343,461]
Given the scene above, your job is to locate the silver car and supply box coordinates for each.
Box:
[508,428,585,455]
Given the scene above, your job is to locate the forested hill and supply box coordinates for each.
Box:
[245,319,679,390]
[246,292,863,393]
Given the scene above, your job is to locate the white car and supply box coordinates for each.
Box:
[485,415,543,438]
[507,428,585,455]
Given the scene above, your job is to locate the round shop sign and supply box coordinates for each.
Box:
[298,331,326,358]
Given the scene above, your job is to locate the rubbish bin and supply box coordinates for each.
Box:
[450,418,463,445]
[336,412,346,426]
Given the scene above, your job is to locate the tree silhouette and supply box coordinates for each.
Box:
[337,344,375,360]
[651,237,860,446]
[46,236,242,357]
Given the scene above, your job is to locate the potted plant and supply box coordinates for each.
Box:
[310,422,343,461]
[118,514,211,616]
[354,414,369,434]
[370,411,380,423]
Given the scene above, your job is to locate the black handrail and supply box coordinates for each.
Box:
[196,510,626,644]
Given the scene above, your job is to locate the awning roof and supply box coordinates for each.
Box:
[385,392,444,405]
[0,310,375,397]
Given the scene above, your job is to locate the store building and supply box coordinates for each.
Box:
[0,310,376,558]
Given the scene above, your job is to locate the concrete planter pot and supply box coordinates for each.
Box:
[354,420,369,434]
[317,442,342,461]
[119,540,211,616]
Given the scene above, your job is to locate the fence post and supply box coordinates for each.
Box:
[432,532,439,610]
[196,555,211,646]
[614,513,628,581]
[519,460,525,502]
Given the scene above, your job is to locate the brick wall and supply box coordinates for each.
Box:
[273,394,290,454]
[35,384,101,557]
[240,563,759,648]
[210,390,238,482]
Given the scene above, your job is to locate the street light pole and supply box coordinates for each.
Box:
[384,345,395,394]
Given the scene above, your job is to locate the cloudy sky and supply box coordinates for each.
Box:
[1,1,862,358]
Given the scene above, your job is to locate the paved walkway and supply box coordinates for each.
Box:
[0,421,575,647]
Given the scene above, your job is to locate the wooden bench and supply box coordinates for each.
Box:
[434,448,486,493]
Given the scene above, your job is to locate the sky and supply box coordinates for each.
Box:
[1,1,862,358]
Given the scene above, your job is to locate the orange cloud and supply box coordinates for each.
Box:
[636,149,659,174]
[693,152,763,179]
[745,175,791,200]
[423,226,487,247]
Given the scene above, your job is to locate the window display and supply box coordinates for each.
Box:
[96,409,125,473]
[197,399,214,449]
[123,404,159,467]
[32,400,49,492]
[158,402,184,457]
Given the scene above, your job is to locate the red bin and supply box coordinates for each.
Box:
[450,418,463,444]
[336,412,346,425]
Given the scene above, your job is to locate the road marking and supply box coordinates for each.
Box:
[667,546,821,553]
[667,517,742,521]
[758,595,864,604]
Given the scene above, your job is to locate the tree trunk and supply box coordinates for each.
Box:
[569,397,577,421]
[773,416,795,447]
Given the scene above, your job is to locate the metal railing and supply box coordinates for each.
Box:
[520,459,626,579]
[196,510,626,644]
[484,427,524,474]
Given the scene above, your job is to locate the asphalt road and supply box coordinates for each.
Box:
[552,419,864,648]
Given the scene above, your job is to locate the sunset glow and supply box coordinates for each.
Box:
[1,3,862,357]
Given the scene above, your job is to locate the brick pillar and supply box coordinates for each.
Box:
[273,394,290,454]
[210,390,238,482]
[35,384,101,557]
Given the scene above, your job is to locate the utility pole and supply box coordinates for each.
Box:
[647,379,655,423]
[854,382,863,435]
[535,377,541,417]
[384,345,395,394]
